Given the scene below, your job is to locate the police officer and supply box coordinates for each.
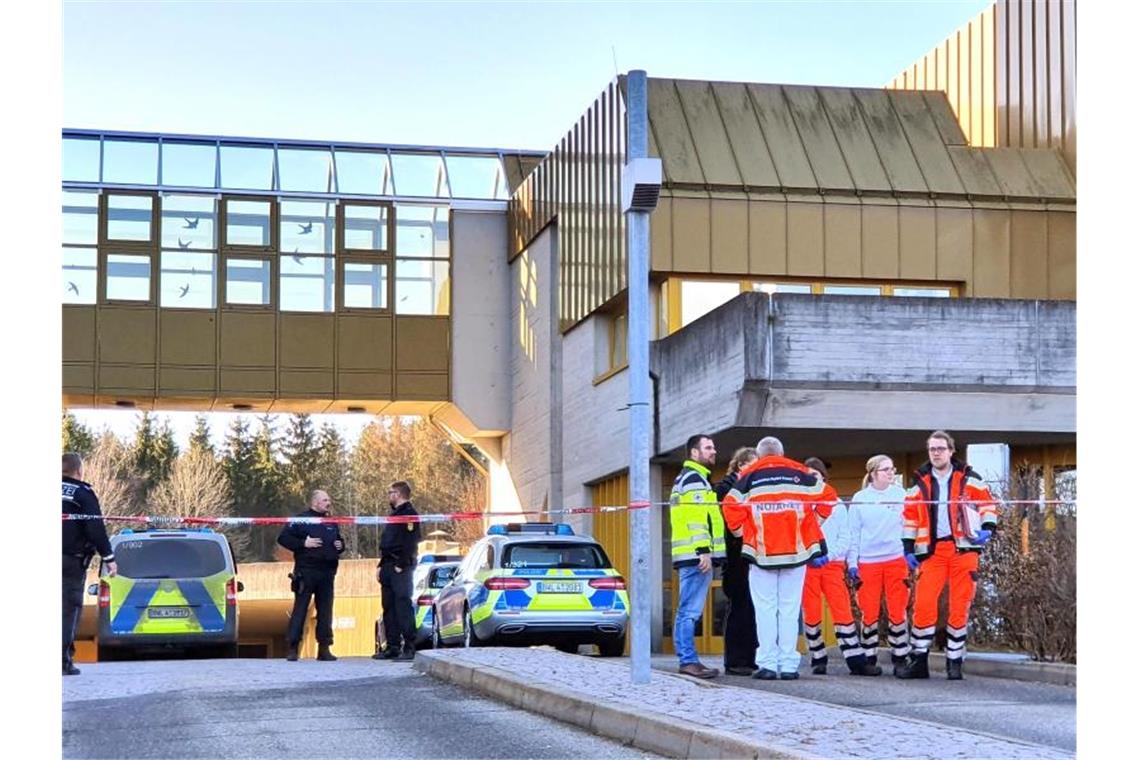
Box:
[277,490,345,662]
[62,452,117,676]
[373,481,422,661]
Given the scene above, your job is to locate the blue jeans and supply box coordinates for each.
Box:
[673,564,712,666]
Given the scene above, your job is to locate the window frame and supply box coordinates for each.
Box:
[218,194,278,310]
[98,190,158,305]
[337,200,394,313]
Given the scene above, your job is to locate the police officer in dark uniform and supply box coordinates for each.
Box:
[373,481,422,661]
[62,452,117,676]
[277,490,344,662]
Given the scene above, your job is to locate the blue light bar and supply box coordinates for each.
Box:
[487,524,508,536]
[555,523,574,536]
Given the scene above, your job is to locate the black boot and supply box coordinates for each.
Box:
[63,662,81,676]
[845,654,866,675]
[892,653,908,678]
[895,651,930,679]
[285,645,299,662]
[947,658,963,680]
[317,643,337,661]
[810,657,827,675]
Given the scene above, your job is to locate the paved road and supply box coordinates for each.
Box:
[649,654,1075,752]
[63,658,661,759]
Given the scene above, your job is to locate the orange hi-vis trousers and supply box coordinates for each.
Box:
[911,540,980,660]
[856,556,911,661]
[802,561,862,666]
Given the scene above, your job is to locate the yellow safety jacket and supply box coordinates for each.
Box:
[669,460,727,568]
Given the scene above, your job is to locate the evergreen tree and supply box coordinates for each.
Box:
[188,414,214,459]
[281,414,321,509]
[62,410,95,457]
[130,411,159,484]
[222,417,259,563]
[314,423,355,551]
[251,415,287,560]
[153,419,179,483]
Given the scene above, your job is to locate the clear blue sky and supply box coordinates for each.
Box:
[64,0,990,151]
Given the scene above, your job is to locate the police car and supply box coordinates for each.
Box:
[91,529,242,660]
[431,523,628,655]
[375,556,462,652]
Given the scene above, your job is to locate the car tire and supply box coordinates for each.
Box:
[463,606,483,648]
[431,609,445,649]
[598,635,626,657]
[96,645,121,663]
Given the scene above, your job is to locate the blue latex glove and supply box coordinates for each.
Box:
[904,553,920,571]
[809,555,829,569]
[973,529,993,546]
[847,566,860,583]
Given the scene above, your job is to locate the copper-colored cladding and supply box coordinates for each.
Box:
[888,0,1076,174]
[508,78,627,332]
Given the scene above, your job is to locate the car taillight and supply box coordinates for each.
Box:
[484,576,531,590]
[416,594,434,606]
[589,576,626,590]
[226,578,238,606]
[98,580,111,608]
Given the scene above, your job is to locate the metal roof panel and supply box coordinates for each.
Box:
[746,83,817,190]
[922,91,969,146]
[709,82,781,188]
[888,90,966,196]
[946,146,1004,197]
[817,87,893,194]
[674,80,742,186]
[983,148,1045,198]
[1018,149,1076,200]
[782,85,854,192]
[852,89,927,194]
[648,78,704,184]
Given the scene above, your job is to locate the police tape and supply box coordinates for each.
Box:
[60,497,1072,526]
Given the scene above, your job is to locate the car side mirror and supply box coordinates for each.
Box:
[236,581,245,592]
[86,583,99,596]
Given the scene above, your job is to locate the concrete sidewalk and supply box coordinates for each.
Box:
[416,648,1074,760]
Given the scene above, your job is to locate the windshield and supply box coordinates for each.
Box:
[113,538,228,579]
[429,565,457,588]
[501,542,610,570]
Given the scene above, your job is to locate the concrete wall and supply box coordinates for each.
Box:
[503,226,561,513]
[653,292,1076,454]
[450,210,511,435]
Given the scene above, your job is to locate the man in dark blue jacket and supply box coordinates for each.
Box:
[373,481,422,661]
[62,452,118,676]
[277,490,345,662]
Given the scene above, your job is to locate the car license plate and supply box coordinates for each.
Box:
[147,607,191,619]
[538,581,580,594]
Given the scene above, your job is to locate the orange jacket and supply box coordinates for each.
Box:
[903,460,998,558]
[722,455,827,569]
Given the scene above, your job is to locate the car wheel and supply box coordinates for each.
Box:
[431,609,444,649]
[463,606,482,648]
[598,635,626,657]
[96,645,120,663]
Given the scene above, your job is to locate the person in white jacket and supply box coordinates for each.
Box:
[846,455,912,677]
[800,458,873,676]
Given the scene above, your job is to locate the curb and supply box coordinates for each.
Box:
[822,647,1076,687]
[414,651,823,760]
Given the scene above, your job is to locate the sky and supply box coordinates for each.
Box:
[63,0,991,150]
[63,0,989,448]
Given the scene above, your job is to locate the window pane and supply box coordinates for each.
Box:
[391,153,447,197]
[893,287,952,298]
[106,253,151,301]
[343,204,390,251]
[680,280,739,326]
[280,200,336,254]
[106,194,153,242]
[162,141,217,188]
[395,204,448,258]
[225,200,272,247]
[103,139,158,185]
[63,247,97,304]
[63,137,100,182]
[445,155,502,199]
[611,313,628,369]
[396,259,449,315]
[334,150,391,195]
[752,282,812,294]
[278,148,334,192]
[63,190,99,245]
[219,144,274,190]
[280,255,334,312]
[822,285,882,296]
[225,258,272,305]
[343,262,388,309]
[161,195,217,250]
[160,251,216,308]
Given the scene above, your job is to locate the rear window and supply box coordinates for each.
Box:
[501,542,610,570]
[113,538,228,578]
[429,566,457,588]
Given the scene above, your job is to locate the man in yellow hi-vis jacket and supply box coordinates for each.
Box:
[670,433,727,679]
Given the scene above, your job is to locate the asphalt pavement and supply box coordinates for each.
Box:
[62,658,662,759]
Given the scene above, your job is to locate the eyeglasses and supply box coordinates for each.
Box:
[927,446,950,453]
[875,466,897,473]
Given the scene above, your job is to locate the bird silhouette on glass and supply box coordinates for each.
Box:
[178,238,191,249]
[183,217,200,229]
[67,282,79,295]
[298,222,314,235]
[291,247,304,265]
[178,284,190,298]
